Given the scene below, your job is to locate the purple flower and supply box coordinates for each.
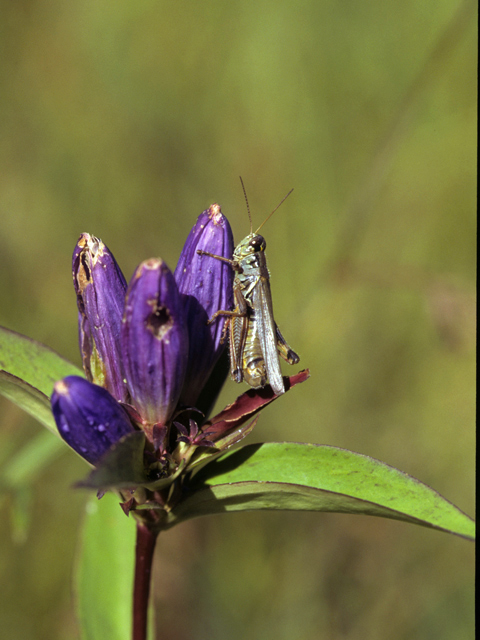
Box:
[52,206,235,463]
[174,203,234,405]
[72,234,128,403]
[51,376,134,465]
[122,258,188,426]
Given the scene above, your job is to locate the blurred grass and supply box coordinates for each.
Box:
[0,1,475,639]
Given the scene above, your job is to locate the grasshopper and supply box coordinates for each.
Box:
[198,179,300,396]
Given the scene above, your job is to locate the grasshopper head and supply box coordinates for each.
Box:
[234,233,266,259]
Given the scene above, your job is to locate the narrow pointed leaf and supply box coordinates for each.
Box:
[0,371,58,433]
[76,431,185,492]
[0,326,84,433]
[76,431,149,490]
[167,443,474,540]
[75,492,136,640]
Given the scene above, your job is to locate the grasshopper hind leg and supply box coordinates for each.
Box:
[275,324,300,365]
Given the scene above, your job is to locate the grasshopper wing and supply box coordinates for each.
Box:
[251,275,285,395]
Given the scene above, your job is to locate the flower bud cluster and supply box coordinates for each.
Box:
[52,205,234,464]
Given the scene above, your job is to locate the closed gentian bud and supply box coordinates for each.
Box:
[122,259,188,425]
[51,376,135,465]
[174,204,234,406]
[72,234,128,403]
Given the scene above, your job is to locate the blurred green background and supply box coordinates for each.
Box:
[0,1,475,639]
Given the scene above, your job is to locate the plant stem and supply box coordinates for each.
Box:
[133,522,158,640]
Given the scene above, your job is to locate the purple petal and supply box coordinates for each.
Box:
[174,204,234,405]
[121,258,188,425]
[72,234,128,402]
[51,376,135,465]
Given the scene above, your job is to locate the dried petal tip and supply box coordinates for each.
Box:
[208,203,223,223]
[51,376,135,465]
[72,234,128,402]
[174,205,234,406]
[122,259,188,425]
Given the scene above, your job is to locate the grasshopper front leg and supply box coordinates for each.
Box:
[196,250,242,271]
[217,285,250,383]
[196,248,245,327]
[206,282,247,324]
[206,283,249,386]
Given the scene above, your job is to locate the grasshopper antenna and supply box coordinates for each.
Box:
[255,188,294,235]
[239,176,253,234]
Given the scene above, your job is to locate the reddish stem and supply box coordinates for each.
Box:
[133,522,158,640]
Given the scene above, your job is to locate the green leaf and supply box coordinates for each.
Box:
[168,442,475,540]
[0,371,56,433]
[0,325,83,433]
[76,431,149,490]
[0,429,64,488]
[0,430,66,542]
[75,492,137,640]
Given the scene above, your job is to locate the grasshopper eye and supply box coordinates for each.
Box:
[249,235,266,252]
